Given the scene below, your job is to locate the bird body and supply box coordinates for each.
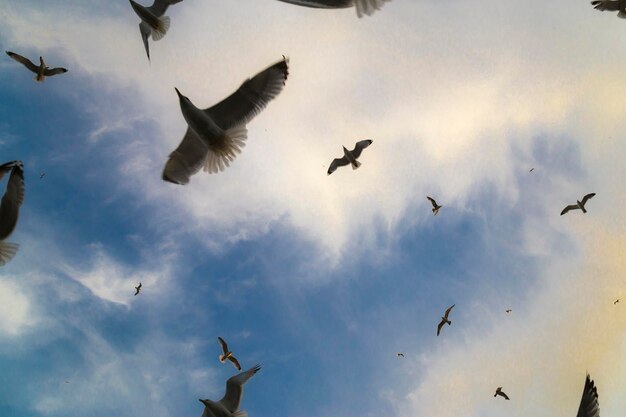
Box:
[199,364,261,417]
[6,51,67,82]
[591,0,626,18]
[163,57,289,184]
[327,140,372,175]
[494,387,510,400]
[561,193,596,215]
[427,196,442,215]
[218,337,242,370]
[129,0,183,60]
[436,304,454,336]
[0,161,24,266]
[275,0,392,17]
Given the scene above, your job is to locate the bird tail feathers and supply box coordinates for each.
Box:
[0,242,19,266]
[203,126,248,174]
[219,355,226,363]
[34,75,44,82]
[151,15,170,41]
[351,160,362,170]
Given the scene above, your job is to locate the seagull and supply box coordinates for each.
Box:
[275,0,392,17]
[591,0,626,18]
[218,337,242,371]
[614,299,619,305]
[561,193,596,216]
[39,173,45,179]
[505,309,512,313]
[199,364,261,417]
[427,196,442,215]
[529,168,535,173]
[134,282,142,296]
[494,387,510,400]
[129,0,184,60]
[163,57,289,184]
[437,304,454,336]
[397,353,404,357]
[327,140,373,175]
[576,374,600,417]
[0,161,24,266]
[6,51,67,82]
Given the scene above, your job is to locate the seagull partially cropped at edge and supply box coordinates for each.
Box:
[218,337,242,371]
[437,304,454,336]
[275,0,392,17]
[561,193,596,216]
[163,57,289,184]
[129,0,184,60]
[494,387,510,400]
[327,140,373,175]
[591,0,626,18]
[199,364,261,417]
[576,374,600,417]
[0,161,24,266]
[427,196,442,215]
[6,51,67,82]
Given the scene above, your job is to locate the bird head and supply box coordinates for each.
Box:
[175,87,192,107]
[39,56,45,67]
[199,399,214,407]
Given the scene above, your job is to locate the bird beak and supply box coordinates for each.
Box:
[199,399,209,406]
[174,87,183,98]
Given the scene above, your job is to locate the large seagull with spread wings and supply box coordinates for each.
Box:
[561,193,596,216]
[0,161,25,266]
[199,364,261,417]
[591,0,626,18]
[6,51,67,82]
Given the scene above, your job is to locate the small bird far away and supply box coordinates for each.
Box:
[505,309,512,313]
[529,168,534,172]
[218,336,242,371]
[134,282,142,296]
[327,140,373,175]
[614,299,619,305]
[561,193,596,216]
[427,196,442,215]
[494,387,510,400]
[397,352,404,357]
[437,304,455,336]
[6,51,67,82]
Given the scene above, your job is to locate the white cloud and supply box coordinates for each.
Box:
[0,278,35,336]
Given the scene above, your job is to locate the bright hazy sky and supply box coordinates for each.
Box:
[1,1,626,417]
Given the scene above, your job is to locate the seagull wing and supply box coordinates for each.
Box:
[217,337,229,355]
[500,391,510,400]
[204,57,289,131]
[427,196,438,209]
[274,0,353,9]
[443,304,455,319]
[43,67,68,76]
[0,161,18,182]
[228,355,242,371]
[139,22,151,60]
[162,128,209,185]
[0,162,24,240]
[591,0,621,11]
[327,156,350,175]
[6,51,39,73]
[436,318,445,336]
[148,0,184,16]
[219,364,261,412]
[576,375,600,417]
[350,139,373,159]
[354,0,392,17]
[561,205,580,215]
[581,193,596,206]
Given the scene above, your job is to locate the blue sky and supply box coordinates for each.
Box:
[1,1,626,417]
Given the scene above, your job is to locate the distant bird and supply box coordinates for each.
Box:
[39,173,45,179]
[134,282,142,296]
[129,0,184,60]
[591,0,626,18]
[437,304,455,336]
[529,168,535,173]
[275,0,392,17]
[614,299,619,305]
[561,193,596,216]
[427,196,442,215]
[6,51,67,82]
[199,364,261,417]
[397,353,404,357]
[218,337,241,371]
[327,140,373,175]
[0,161,24,266]
[505,309,512,313]
[494,387,510,400]
[163,57,289,184]
[576,374,599,417]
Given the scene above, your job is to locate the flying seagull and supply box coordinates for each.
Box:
[199,364,261,417]
[529,168,535,173]
[218,337,242,371]
[576,374,600,417]
[0,161,24,266]
[39,173,45,179]
[427,196,442,215]
[129,0,184,60]
[591,0,626,18]
[163,57,289,184]
[397,353,404,357]
[437,304,454,336]
[275,0,392,17]
[614,299,620,305]
[561,193,596,216]
[327,140,373,175]
[6,51,67,82]
[494,387,510,400]
[505,309,512,313]
[134,282,142,296]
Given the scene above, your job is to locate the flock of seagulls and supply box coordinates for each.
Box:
[0,0,617,416]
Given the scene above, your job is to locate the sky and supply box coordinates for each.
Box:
[0,0,626,416]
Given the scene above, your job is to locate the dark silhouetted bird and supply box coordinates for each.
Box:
[6,51,67,82]
[614,299,619,305]
[576,374,600,417]
[437,304,454,336]
[427,196,442,215]
[134,282,142,296]
[327,140,372,175]
[218,337,242,371]
[591,0,626,18]
[397,353,404,357]
[0,161,24,266]
[561,193,596,215]
[494,387,510,400]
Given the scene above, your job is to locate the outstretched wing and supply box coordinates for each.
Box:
[591,0,621,11]
[427,196,438,209]
[436,319,445,336]
[228,355,242,371]
[204,57,289,130]
[561,205,579,216]
[43,67,68,76]
[576,374,600,417]
[0,161,18,182]
[217,337,229,355]
[148,0,184,16]
[162,128,209,185]
[444,304,455,319]
[219,364,261,412]
[500,391,510,400]
[6,51,39,73]
[581,193,596,206]
[354,0,392,17]
[350,139,372,159]
[274,0,353,9]
[327,156,350,175]
[0,162,24,240]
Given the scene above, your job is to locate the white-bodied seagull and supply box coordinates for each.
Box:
[327,140,372,175]
[6,51,67,82]
[561,193,596,216]
[199,364,261,417]
[129,0,184,60]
